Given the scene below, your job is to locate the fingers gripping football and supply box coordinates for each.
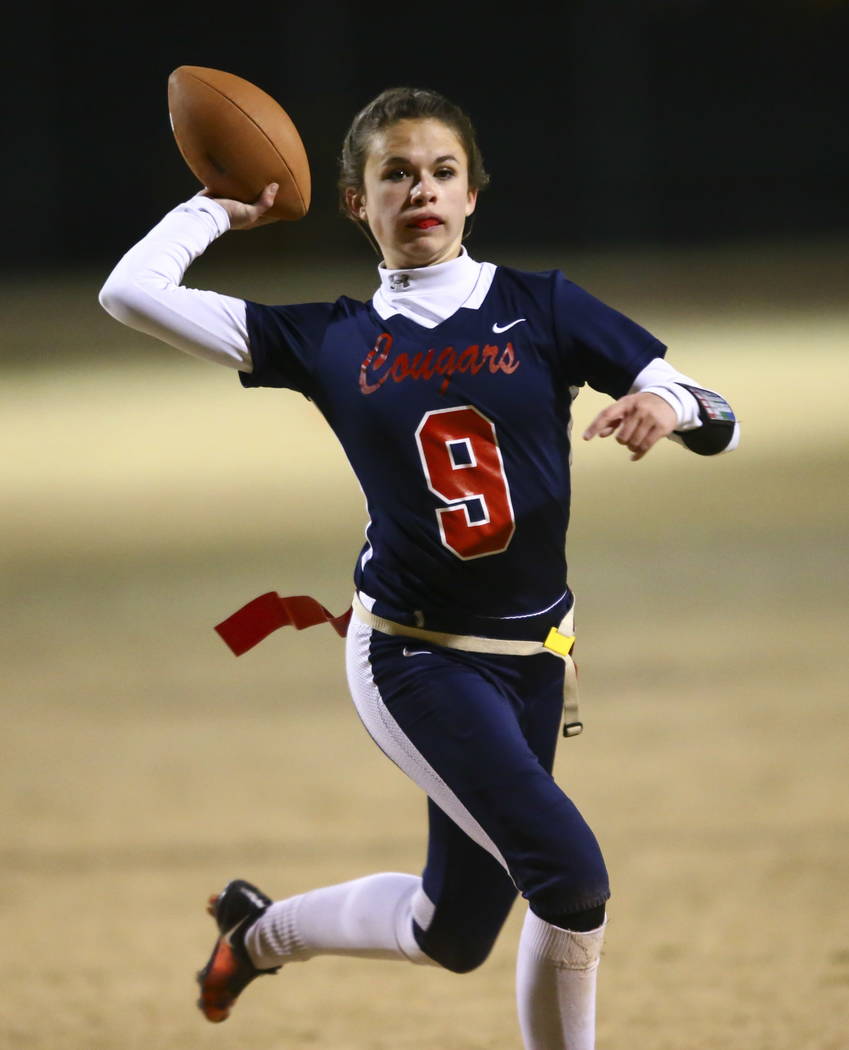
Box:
[201,182,280,230]
[582,393,678,461]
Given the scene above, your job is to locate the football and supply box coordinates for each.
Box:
[167,65,311,222]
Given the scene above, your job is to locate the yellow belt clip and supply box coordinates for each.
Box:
[543,628,582,738]
[543,627,575,657]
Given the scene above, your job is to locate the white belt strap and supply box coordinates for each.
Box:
[351,594,582,737]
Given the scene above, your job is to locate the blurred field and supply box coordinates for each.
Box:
[2,247,848,1050]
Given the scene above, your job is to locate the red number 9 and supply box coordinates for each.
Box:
[415,406,516,560]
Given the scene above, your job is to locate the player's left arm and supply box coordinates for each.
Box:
[582,357,739,461]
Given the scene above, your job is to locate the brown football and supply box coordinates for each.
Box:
[167,65,311,223]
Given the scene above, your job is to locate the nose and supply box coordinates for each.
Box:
[410,175,437,205]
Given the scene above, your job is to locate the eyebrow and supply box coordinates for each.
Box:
[379,154,460,167]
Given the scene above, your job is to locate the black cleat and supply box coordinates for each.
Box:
[196,878,279,1023]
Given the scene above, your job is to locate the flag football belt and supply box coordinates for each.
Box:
[213,591,582,737]
[351,594,582,738]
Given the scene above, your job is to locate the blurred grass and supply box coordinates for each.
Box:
[2,250,848,1050]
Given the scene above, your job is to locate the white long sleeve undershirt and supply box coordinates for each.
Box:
[99,195,709,432]
[99,196,253,370]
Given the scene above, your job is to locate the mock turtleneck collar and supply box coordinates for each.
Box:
[373,247,490,329]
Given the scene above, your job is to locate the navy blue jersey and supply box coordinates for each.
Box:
[241,266,664,636]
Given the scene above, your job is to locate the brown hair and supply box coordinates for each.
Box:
[338,86,490,220]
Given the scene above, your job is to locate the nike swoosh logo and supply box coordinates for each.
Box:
[222,916,249,947]
[403,647,432,657]
[492,318,526,334]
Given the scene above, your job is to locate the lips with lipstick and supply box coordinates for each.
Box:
[409,217,442,229]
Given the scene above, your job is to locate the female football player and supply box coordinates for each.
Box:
[99,86,738,1050]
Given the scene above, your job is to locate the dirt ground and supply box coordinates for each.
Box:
[2,245,848,1049]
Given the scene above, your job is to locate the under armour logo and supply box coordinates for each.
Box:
[389,273,411,291]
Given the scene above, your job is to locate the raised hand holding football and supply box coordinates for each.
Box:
[200,181,280,230]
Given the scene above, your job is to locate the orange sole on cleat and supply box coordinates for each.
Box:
[197,938,238,1023]
[197,996,229,1023]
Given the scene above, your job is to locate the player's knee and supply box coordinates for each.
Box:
[427,941,494,974]
[531,901,607,932]
[414,924,498,973]
[525,844,610,928]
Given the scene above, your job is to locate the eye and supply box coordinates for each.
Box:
[435,166,456,180]
[384,168,410,182]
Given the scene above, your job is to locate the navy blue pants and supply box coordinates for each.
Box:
[347,620,610,971]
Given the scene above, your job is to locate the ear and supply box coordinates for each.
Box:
[465,187,478,216]
[345,187,368,222]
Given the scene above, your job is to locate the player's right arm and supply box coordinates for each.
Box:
[98,184,278,370]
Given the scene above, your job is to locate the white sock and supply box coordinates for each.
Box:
[245,872,436,969]
[515,910,607,1050]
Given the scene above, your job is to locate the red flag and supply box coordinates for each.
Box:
[215,592,352,656]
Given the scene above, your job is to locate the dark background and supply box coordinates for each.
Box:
[5,0,848,272]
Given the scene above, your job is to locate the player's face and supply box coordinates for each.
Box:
[348,118,478,270]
